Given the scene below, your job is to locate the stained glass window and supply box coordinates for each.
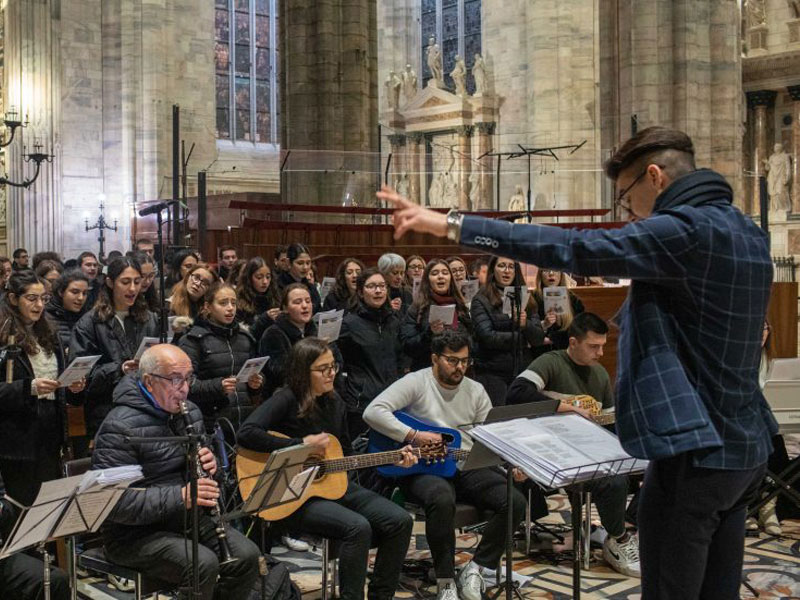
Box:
[215,0,279,143]
[420,0,481,93]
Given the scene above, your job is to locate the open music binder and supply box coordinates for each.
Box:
[0,466,142,559]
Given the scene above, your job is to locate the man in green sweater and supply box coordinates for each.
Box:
[507,312,639,577]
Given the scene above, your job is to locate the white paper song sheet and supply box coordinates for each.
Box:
[133,337,161,361]
[316,309,344,342]
[280,466,319,503]
[58,355,101,387]
[319,277,336,302]
[458,280,480,305]
[501,286,530,317]
[236,357,270,384]
[428,304,456,326]
[542,286,569,315]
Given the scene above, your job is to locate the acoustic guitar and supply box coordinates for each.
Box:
[236,432,444,521]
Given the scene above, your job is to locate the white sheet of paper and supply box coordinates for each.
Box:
[428,304,456,326]
[167,316,178,340]
[542,286,569,315]
[319,277,336,302]
[458,280,480,305]
[133,337,161,361]
[280,466,319,503]
[236,357,270,384]
[317,309,344,342]
[501,286,530,316]
[411,277,422,301]
[58,355,101,387]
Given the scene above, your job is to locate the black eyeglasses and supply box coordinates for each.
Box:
[149,373,196,388]
[310,363,339,376]
[437,355,473,368]
[614,169,648,212]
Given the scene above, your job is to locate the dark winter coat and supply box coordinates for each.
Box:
[46,296,86,358]
[277,271,321,313]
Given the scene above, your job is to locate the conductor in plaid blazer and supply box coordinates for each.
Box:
[379,126,778,600]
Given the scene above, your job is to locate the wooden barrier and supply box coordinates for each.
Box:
[573,281,798,384]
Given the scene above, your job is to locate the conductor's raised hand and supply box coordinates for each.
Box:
[376,185,448,240]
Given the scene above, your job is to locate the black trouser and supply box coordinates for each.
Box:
[105,513,260,600]
[638,452,765,600]
[0,552,69,600]
[399,467,526,579]
[573,475,629,538]
[284,480,413,600]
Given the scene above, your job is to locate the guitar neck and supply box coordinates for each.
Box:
[321,448,417,474]
[448,448,470,461]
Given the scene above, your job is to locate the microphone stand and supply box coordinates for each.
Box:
[126,432,205,599]
[511,284,523,382]
[155,209,169,342]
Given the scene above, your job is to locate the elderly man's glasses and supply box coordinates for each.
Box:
[149,373,197,388]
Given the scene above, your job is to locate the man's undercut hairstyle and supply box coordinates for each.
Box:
[431,329,472,356]
[604,126,696,181]
[568,312,609,341]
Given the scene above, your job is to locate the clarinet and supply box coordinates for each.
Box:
[179,399,238,566]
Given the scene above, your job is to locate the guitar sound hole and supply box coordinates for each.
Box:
[304,460,326,479]
[441,433,455,445]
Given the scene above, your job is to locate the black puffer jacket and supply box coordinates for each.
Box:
[91,375,207,545]
[321,291,352,313]
[258,313,343,395]
[277,271,321,313]
[236,292,279,330]
[400,303,473,372]
[470,291,545,383]
[69,309,159,434]
[337,301,401,415]
[389,285,414,318]
[46,296,86,357]
[178,318,260,431]
[0,341,74,463]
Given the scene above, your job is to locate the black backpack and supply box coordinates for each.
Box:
[257,555,302,600]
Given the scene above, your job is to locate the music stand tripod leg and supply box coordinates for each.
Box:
[38,542,52,600]
[487,464,523,600]
[570,488,583,600]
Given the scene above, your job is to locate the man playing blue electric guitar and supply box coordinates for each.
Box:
[363,330,527,600]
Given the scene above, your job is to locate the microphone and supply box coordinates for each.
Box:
[138,200,185,217]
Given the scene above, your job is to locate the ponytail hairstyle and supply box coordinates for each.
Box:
[0,271,57,355]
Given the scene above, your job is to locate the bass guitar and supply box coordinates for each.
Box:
[236,432,443,520]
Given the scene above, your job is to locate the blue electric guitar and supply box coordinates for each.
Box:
[367,412,470,478]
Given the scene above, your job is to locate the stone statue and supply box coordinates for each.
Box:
[426,37,443,86]
[443,172,459,208]
[396,172,410,199]
[468,172,480,208]
[764,143,792,212]
[451,55,467,96]
[384,70,402,110]
[428,172,446,207]
[402,64,417,102]
[791,0,800,19]
[472,54,486,95]
[508,184,526,223]
[746,0,767,28]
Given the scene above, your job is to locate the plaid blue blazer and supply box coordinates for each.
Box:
[460,170,777,469]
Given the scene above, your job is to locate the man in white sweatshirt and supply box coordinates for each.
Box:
[363,330,526,600]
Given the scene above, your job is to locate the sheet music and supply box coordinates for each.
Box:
[133,337,161,361]
[236,357,271,384]
[542,286,569,315]
[411,277,422,301]
[458,280,480,305]
[319,277,336,302]
[58,355,101,386]
[316,309,344,342]
[501,286,530,317]
[428,304,455,326]
[279,466,319,503]
[53,486,128,537]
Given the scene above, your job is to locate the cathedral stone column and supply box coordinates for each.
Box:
[387,134,406,187]
[456,126,473,210]
[788,85,800,214]
[475,122,495,210]
[747,90,777,215]
[407,133,423,204]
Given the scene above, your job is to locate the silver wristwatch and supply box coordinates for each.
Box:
[446,209,463,242]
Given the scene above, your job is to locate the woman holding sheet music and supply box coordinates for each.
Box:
[470,256,544,406]
[0,271,86,505]
[178,281,263,432]
[400,259,472,372]
[69,256,158,438]
[531,268,585,357]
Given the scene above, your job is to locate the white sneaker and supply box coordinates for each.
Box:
[107,575,135,592]
[590,524,608,547]
[457,561,485,600]
[436,582,460,600]
[603,533,641,578]
[281,535,310,552]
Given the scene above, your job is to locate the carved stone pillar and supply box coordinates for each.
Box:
[747,90,777,215]
[475,122,495,210]
[407,133,424,205]
[789,86,800,214]
[456,126,473,210]
[387,134,406,187]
